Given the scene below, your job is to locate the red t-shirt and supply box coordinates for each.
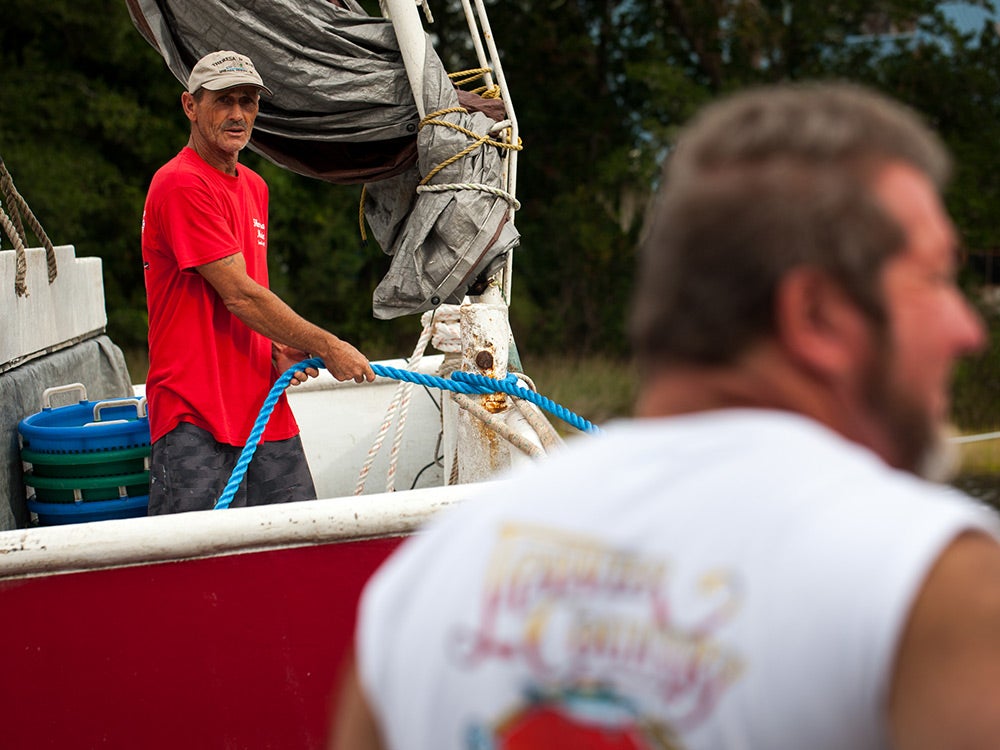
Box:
[141,147,299,445]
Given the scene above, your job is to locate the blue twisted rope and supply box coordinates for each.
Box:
[214,357,599,509]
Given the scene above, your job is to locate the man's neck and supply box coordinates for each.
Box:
[635,344,848,426]
[187,137,239,176]
[634,344,904,469]
[635,366,779,419]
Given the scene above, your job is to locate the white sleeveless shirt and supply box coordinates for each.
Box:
[357,410,1000,749]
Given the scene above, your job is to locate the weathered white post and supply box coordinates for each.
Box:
[439,286,510,483]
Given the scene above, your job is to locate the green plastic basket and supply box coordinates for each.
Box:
[21,445,150,479]
[23,470,151,503]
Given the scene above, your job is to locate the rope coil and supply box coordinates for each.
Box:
[214,358,598,509]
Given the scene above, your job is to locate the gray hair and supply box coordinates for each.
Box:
[629,82,951,371]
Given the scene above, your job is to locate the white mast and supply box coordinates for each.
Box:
[381,0,428,118]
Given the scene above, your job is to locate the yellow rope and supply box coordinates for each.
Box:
[447,68,501,99]
[423,106,467,121]
[448,67,491,86]
[423,139,485,184]
[358,184,368,244]
[418,108,522,185]
[356,75,522,246]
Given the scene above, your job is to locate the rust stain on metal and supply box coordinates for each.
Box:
[474,416,506,468]
[482,392,507,414]
[475,350,494,370]
[467,346,506,414]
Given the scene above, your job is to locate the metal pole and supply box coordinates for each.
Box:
[382,0,428,118]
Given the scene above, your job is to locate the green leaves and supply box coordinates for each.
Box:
[5,0,1000,363]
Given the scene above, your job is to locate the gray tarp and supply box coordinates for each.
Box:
[126,0,519,318]
[364,43,519,318]
[126,0,420,182]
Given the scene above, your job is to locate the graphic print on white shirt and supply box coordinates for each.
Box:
[450,522,745,749]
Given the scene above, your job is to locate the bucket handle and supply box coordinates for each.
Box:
[41,383,87,410]
[92,397,146,423]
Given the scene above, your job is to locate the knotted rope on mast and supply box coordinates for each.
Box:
[356,67,522,242]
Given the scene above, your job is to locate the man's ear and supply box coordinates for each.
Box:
[774,266,874,378]
[181,91,197,123]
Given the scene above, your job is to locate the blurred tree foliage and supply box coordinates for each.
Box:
[0,0,181,350]
[3,0,1000,374]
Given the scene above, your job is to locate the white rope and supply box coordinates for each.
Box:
[354,306,567,491]
[421,304,462,352]
[384,385,416,492]
[355,324,432,495]
[355,306,464,495]
[452,392,545,458]
[512,387,564,452]
[950,431,1000,445]
[385,340,428,491]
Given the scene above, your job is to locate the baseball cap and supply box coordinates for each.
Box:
[187,50,273,96]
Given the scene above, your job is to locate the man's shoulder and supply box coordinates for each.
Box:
[150,149,209,190]
[890,531,1000,747]
[236,160,264,181]
[236,162,267,194]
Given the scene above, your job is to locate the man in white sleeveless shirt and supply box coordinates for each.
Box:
[332,83,1000,749]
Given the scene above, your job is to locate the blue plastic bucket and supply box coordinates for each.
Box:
[19,384,151,525]
[27,495,150,525]
[18,384,150,454]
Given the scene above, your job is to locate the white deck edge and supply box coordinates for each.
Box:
[0,481,501,580]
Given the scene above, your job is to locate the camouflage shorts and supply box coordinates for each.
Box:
[147,422,317,515]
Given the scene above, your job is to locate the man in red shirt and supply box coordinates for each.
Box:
[142,50,375,514]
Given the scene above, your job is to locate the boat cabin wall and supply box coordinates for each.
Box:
[3,245,135,530]
[282,357,447,498]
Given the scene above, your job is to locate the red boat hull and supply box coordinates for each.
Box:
[0,535,403,749]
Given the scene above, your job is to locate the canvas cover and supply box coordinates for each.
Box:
[125,0,519,318]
